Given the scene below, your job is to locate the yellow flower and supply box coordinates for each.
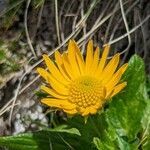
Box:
[37,40,128,116]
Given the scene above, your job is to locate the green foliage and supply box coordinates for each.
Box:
[0,40,22,86]
[0,50,6,61]
[32,0,45,8]
[35,90,49,98]
[0,0,44,29]
[141,97,150,149]
[0,54,149,150]
[0,48,20,76]
[0,127,80,150]
[0,0,24,28]
[146,75,150,97]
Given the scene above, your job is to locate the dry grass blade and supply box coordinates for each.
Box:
[24,0,37,58]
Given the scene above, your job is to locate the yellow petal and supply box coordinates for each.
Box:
[43,54,69,85]
[41,98,76,110]
[62,53,76,79]
[49,74,68,95]
[96,44,110,76]
[76,52,85,75]
[41,85,68,99]
[91,46,100,73]
[85,40,93,74]
[67,40,80,76]
[100,53,120,83]
[111,82,127,97]
[37,68,50,82]
[72,40,85,75]
[105,90,114,99]
[55,51,71,81]
[54,51,63,64]
[64,109,77,115]
[72,40,84,62]
[106,63,128,91]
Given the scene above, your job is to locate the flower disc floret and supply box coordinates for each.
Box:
[68,76,104,109]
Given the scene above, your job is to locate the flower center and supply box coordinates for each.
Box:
[68,76,104,108]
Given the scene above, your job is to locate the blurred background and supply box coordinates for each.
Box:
[0,0,150,137]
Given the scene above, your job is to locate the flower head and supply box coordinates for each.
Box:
[37,40,128,116]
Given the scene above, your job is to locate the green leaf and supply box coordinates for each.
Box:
[68,55,148,149]
[96,55,147,150]
[146,75,150,97]
[47,125,81,136]
[141,99,150,150]
[93,137,101,150]
[0,128,81,150]
[0,50,6,61]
